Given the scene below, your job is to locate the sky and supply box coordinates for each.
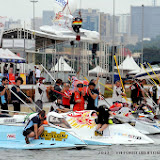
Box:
[0,0,159,23]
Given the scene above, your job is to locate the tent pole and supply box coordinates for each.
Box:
[87,43,89,77]
[73,45,75,74]
[54,40,56,79]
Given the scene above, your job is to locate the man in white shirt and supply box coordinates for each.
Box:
[35,67,41,81]
[35,77,46,112]
[112,80,126,104]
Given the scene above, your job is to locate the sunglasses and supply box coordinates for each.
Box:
[77,84,83,88]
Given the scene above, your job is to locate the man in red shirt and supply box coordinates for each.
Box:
[62,83,72,109]
[70,83,85,111]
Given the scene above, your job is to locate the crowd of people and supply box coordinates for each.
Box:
[49,78,100,112]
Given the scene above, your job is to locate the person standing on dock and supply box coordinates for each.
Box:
[149,84,159,106]
[71,82,85,111]
[51,79,63,104]
[11,77,24,114]
[138,80,146,104]
[0,77,9,114]
[130,80,140,109]
[112,80,126,104]
[3,64,8,77]
[35,77,47,112]
[61,83,72,109]
[86,82,99,110]
[35,67,41,81]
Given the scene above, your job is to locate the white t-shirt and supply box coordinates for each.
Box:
[112,86,123,103]
[35,69,41,78]
[156,86,160,99]
[150,85,160,99]
[35,82,46,102]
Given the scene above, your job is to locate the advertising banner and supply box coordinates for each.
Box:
[20,73,26,85]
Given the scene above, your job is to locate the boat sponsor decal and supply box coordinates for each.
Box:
[4,118,16,123]
[90,136,111,139]
[67,111,96,129]
[114,132,142,140]
[7,134,16,139]
[153,125,160,129]
[40,130,68,141]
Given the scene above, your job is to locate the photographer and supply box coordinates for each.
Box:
[0,77,9,114]
[86,82,99,110]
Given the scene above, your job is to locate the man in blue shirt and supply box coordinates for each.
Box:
[0,77,9,114]
[23,110,46,144]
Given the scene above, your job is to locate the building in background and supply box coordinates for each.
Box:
[42,10,55,26]
[131,6,160,40]
[31,17,43,31]
[74,9,120,44]
[118,14,131,35]
[75,9,100,32]
[5,19,22,30]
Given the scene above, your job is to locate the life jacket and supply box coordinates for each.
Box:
[62,90,72,106]
[73,91,85,111]
[130,83,141,98]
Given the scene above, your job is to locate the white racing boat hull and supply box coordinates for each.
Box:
[114,107,160,135]
[47,110,154,145]
[135,120,160,135]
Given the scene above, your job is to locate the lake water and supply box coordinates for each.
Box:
[1,135,160,160]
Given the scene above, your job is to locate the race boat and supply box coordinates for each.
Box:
[47,110,154,145]
[114,106,160,135]
[135,64,160,80]
[0,114,87,150]
[40,0,100,43]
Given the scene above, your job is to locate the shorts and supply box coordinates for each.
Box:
[1,103,8,114]
[23,129,33,136]
[95,118,109,125]
[13,102,20,112]
[36,77,40,81]
[131,97,138,104]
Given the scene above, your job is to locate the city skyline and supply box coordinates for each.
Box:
[0,0,159,23]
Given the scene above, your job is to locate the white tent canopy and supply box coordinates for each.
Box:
[88,66,106,75]
[0,48,25,63]
[50,56,74,72]
[114,55,140,71]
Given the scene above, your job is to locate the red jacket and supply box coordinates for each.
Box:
[73,91,85,111]
[62,90,72,106]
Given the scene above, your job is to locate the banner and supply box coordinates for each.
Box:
[20,73,26,85]
[0,17,6,46]
[2,39,35,49]
[9,73,16,85]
